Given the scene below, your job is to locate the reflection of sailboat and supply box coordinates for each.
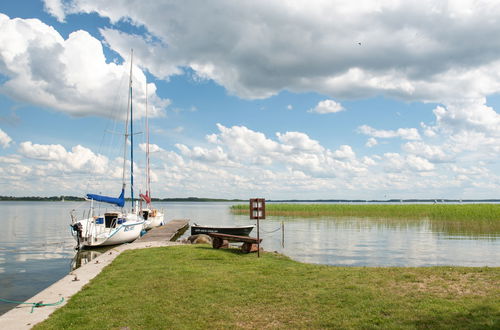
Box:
[140,84,164,230]
[70,50,145,248]
[70,249,105,271]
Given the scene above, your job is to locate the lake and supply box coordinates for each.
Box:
[1,201,499,316]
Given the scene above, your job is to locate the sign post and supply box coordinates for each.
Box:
[249,198,265,257]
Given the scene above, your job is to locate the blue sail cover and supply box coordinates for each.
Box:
[86,189,125,207]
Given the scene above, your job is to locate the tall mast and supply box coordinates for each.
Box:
[129,50,135,208]
[145,83,151,204]
[122,50,133,199]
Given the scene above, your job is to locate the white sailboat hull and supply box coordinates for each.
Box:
[142,209,164,230]
[71,212,144,248]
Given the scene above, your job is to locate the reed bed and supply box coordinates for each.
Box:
[231,203,500,221]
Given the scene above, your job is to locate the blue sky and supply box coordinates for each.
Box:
[2,1,500,199]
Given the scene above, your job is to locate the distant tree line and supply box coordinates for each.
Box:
[1,196,498,203]
[0,196,244,202]
[0,195,85,201]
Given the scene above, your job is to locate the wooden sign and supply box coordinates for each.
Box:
[249,198,265,219]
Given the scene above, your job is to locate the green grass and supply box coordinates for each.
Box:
[232,203,500,221]
[35,245,499,329]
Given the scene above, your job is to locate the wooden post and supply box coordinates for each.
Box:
[257,212,260,257]
[281,221,284,248]
[250,198,266,258]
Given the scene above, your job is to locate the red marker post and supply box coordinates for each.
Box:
[249,198,265,257]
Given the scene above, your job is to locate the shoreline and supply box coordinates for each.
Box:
[29,246,500,329]
[0,241,181,329]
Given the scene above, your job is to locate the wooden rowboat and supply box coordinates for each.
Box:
[190,223,254,236]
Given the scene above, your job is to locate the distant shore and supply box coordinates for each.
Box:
[2,196,500,203]
[0,196,244,202]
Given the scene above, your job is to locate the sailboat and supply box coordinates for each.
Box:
[140,84,165,230]
[70,50,145,248]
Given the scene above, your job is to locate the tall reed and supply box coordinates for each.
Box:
[231,203,500,221]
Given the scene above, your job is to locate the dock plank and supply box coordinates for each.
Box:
[135,219,189,243]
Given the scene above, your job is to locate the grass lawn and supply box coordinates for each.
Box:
[35,245,499,329]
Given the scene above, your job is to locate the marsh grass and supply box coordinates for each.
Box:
[232,203,500,221]
[35,245,499,329]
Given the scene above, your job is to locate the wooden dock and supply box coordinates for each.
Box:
[135,219,190,243]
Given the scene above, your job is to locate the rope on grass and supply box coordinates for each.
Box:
[0,297,64,313]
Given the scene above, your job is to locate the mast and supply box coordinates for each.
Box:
[129,50,135,208]
[145,83,151,205]
[122,49,134,209]
[121,51,133,201]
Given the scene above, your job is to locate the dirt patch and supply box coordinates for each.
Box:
[389,270,499,298]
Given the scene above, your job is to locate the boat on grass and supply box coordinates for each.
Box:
[191,223,255,236]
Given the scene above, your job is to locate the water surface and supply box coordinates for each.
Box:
[1,201,499,316]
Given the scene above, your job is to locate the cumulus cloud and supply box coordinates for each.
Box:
[402,141,450,162]
[358,125,421,140]
[6,1,500,198]
[308,99,344,114]
[0,129,12,148]
[43,0,67,22]
[204,124,366,178]
[276,131,324,153]
[176,144,231,164]
[5,122,500,198]
[18,141,109,173]
[54,0,500,104]
[384,153,435,172]
[366,137,377,148]
[0,14,169,120]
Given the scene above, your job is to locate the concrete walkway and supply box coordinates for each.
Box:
[0,219,190,329]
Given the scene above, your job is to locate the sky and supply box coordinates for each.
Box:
[2,0,500,200]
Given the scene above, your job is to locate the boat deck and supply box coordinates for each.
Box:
[135,219,190,243]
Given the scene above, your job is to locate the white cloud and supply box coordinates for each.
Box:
[5,1,500,198]
[0,155,20,164]
[208,123,281,163]
[176,144,231,164]
[402,141,449,162]
[432,100,500,136]
[43,0,66,22]
[18,141,109,173]
[0,14,169,120]
[358,125,421,140]
[58,1,500,104]
[384,153,435,172]
[331,145,355,160]
[308,99,344,114]
[4,122,500,198]
[366,137,377,147]
[0,129,12,148]
[276,131,323,153]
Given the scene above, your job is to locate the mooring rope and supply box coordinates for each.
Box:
[0,297,64,313]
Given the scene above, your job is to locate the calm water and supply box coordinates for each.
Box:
[1,201,499,315]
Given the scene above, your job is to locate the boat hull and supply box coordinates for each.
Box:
[71,213,144,248]
[142,209,164,230]
[190,224,254,236]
